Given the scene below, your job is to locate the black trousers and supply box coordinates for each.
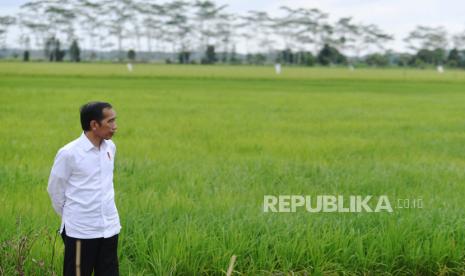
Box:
[61,228,119,276]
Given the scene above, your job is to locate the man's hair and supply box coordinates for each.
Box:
[80,101,112,131]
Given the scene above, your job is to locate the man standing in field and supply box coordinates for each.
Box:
[47,101,120,276]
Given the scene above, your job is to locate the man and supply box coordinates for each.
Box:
[47,101,120,276]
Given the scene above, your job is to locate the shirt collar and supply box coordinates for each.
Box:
[79,132,107,151]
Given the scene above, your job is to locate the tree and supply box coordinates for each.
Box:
[18,2,49,53]
[45,36,65,62]
[42,3,77,44]
[239,10,275,54]
[202,44,216,64]
[246,53,266,65]
[317,44,346,65]
[127,49,136,61]
[75,0,104,59]
[365,53,389,67]
[333,17,360,55]
[360,24,393,54]
[194,0,227,53]
[278,48,294,64]
[215,13,237,63]
[414,48,446,65]
[164,1,194,63]
[69,39,80,62]
[178,50,190,64]
[404,26,448,51]
[23,50,30,61]
[102,0,134,61]
[0,16,16,49]
[137,2,165,57]
[292,8,332,54]
[452,31,465,50]
[44,36,55,61]
[297,51,315,66]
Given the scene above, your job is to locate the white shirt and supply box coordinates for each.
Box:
[47,132,121,239]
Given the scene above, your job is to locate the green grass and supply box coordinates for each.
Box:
[1,62,465,275]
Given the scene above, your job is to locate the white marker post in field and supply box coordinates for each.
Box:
[275,63,281,75]
[127,63,133,72]
[437,65,444,73]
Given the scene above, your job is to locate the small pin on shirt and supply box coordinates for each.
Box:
[107,151,111,160]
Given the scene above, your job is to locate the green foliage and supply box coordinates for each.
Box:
[202,45,216,64]
[69,40,80,62]
[365,53,389,67]
[278,49,315,66]
[246,53,266,65]
[127,49,136,61]
[317,44,347,65]
[415,48,446,65]
[446,48,465,68]
[44,37,65,62]
[178,51,191,64]
[22,51,29,62]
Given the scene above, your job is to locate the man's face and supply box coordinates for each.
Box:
[93,108,117,140]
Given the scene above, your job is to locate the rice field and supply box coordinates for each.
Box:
[1,62,465,275]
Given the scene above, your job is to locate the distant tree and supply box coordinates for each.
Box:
[246,53,266,65]
[75,0,104,56]
[317,43,346,65]
[178,50,190,64]
[452,31,465,50]
[215,13,236,63]
[194,0,227,53]
[69,39,80,62]
[202,44,216,64]
[43,3,76,44]
[365,53,389,66]
[414,48,446,65]
[404,26,448,51]
[447,48,461,67]
[228,45,240,64]
[281,50,314,66]
[102,0,134,61]
[239,10,274,54]
[396,53,413,67]
[235,14,254,54]
[19,2,54,56]
[23,50,30,61]
[0,16,16,49]
[164,1,193,63]
[278,48,294,64]
[297,51,315,66]
[54,39,65,62]
[44,36,55,61]
[333,17,359,56]
[359,23,393,54]
[45,36,65,61]
[289,8,331,53]
[127,49,136,61]
[138,2,165,57]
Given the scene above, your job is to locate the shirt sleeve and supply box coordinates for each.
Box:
[47,148,72,217]
[109,139,116,158]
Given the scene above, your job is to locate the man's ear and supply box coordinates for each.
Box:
[90,120,98,130]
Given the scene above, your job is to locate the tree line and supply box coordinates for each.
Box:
[0,0,464,68]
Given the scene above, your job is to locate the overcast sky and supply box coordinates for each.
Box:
[1,0,465,52]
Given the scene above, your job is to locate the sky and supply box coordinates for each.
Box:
[1,0,465,52]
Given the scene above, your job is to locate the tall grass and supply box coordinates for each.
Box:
[0,63,464,275]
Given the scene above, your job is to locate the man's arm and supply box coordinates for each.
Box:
[47,148,71,217]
